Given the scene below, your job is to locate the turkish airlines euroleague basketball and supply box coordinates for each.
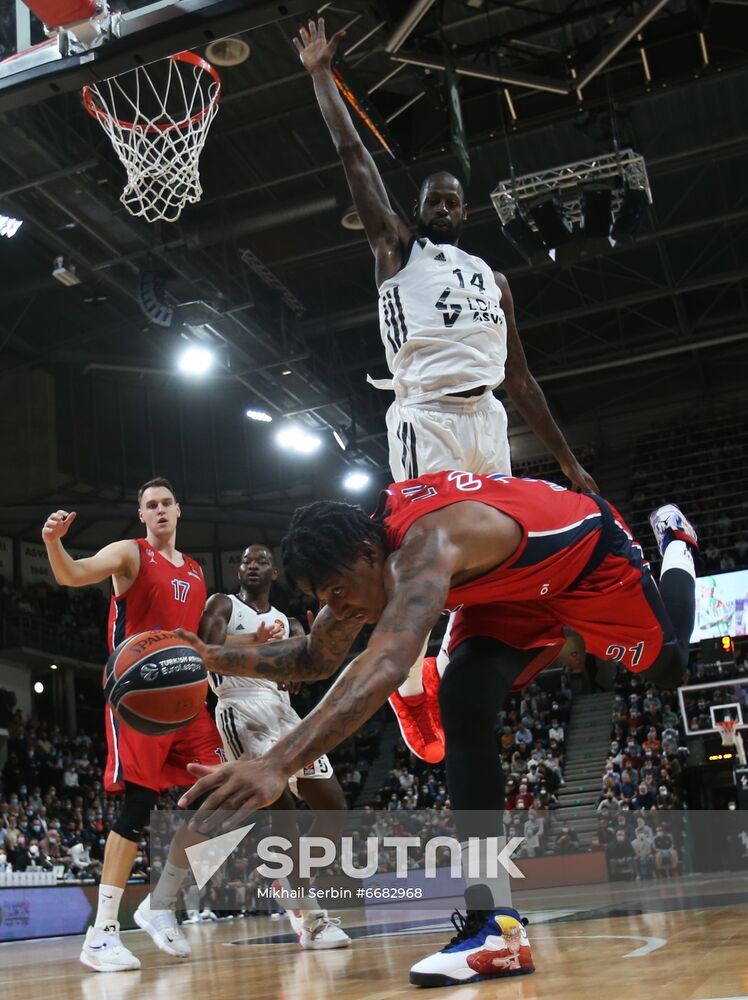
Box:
[104,630,208,736]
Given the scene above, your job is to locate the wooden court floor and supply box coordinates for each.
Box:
[2,896,748,1000]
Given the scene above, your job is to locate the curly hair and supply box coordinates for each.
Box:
[281,500,384,592]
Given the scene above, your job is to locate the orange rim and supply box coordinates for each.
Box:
[82,50,221,134]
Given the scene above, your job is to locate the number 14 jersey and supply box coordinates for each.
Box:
[371,238,507,404]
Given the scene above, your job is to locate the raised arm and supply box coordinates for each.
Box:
[294,18,411,284]
[179,526,455,815]
[497,273,598,492]
[42,510,137,588]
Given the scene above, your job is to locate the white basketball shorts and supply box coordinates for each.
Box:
[386,391,511,480]
[215,697,333,779]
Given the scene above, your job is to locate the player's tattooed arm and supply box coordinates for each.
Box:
[270,528,453,776]
[177,605,363,682]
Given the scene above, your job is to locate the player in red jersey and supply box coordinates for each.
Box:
[179,471,698,987]
[43,477,222,973]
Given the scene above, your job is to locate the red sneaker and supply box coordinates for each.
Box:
[388,657,445,763]
[422,655,443,737]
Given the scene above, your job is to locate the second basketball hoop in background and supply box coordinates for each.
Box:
[82,50,221,223]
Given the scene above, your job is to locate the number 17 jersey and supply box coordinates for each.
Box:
[107,537,207,652]
[371,238,507,404]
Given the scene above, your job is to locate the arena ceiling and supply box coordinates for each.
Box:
[0,0,746,547]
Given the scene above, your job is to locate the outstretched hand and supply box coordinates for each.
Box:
[292,17,345,74]
[179,757,288,832]
[561,459,599,493]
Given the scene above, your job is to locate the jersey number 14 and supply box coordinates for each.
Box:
[435,269,486,328]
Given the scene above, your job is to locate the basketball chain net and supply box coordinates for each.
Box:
[83,52,220,223]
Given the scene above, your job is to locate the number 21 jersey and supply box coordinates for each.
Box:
[107,537,207,652]
[371,238,507,403]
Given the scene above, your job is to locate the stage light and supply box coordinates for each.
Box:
[333,430,347,451]
[246,408,272,423]
[0,214,22,238]
[500,212,548,265]
[34,681,44,694]
[277,425,322,455]
[52,256,81,286]
[178,345,214,375]
[611,185,649,244]
[581,185,613,254]
[344,470,371,491]
[50,663,58,671]
[529,197,577,264]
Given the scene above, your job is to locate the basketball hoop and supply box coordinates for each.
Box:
[716,719,747,766]
[82,51,221,223]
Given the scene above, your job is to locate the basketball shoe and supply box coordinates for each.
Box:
[272,884,351,950]
[134,894,191,958]
[80,921,141,972]
[409,908,534,987]
[649,504,699,556]
[388,657,444,763]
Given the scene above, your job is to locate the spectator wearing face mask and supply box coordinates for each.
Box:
[608,829,635,880]
[634,783,655,810]
[8,834,30,871]
[653,824,678,877]
[556,825,581,854]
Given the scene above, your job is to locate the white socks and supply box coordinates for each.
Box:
[661,540,696,581]
[95,883,124,928]
[153,861,190,908]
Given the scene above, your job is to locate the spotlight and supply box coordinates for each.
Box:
[580,185,613,255]
[277,425,322,454]
[246,408,273,423]
[52,256,81,287]
[333,430,347,451]
[611,185,649,244]
[344,470,371,491]
[34,681,44,694]
[178,345,214,375]
[529,197,577,264]
[50,663,58,671]
[0,214,22,238]
[500,212,548,265]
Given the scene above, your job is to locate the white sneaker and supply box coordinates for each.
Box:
[298,910,351,950]
[183,911,201,924]
[80,922,141,973]
[199,908,218,922]
[649,504,698,556]
[134,894,191,959]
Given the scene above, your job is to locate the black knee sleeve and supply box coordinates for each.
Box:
[112,782,159,842]
[644,568,695,687]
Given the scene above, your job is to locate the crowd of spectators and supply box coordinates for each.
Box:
[0,708,152,880]
[629,414,748,572]
[593,667,690,878]
[367,671,573,858]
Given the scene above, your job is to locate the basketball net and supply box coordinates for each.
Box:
[82,51,220,223]
[716,719,747,767]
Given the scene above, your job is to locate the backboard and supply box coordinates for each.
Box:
[679,678,748,737]
[0,0,310,114]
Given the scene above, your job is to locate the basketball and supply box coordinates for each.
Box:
[103,630,208,736]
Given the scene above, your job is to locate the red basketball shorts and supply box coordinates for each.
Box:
[104,704,223,794]
[449,518,676,690]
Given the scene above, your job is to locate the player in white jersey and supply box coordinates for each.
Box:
[198,543,350,950]
[295,19,597,759]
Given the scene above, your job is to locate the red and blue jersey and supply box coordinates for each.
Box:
[381,471,613,607]
[107,537,206,652]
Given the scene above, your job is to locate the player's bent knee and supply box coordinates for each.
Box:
[112,782,159,842]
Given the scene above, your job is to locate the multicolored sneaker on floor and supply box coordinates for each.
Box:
[389,659,445,764]
[649,503,699,556]
[409,908,534,987]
